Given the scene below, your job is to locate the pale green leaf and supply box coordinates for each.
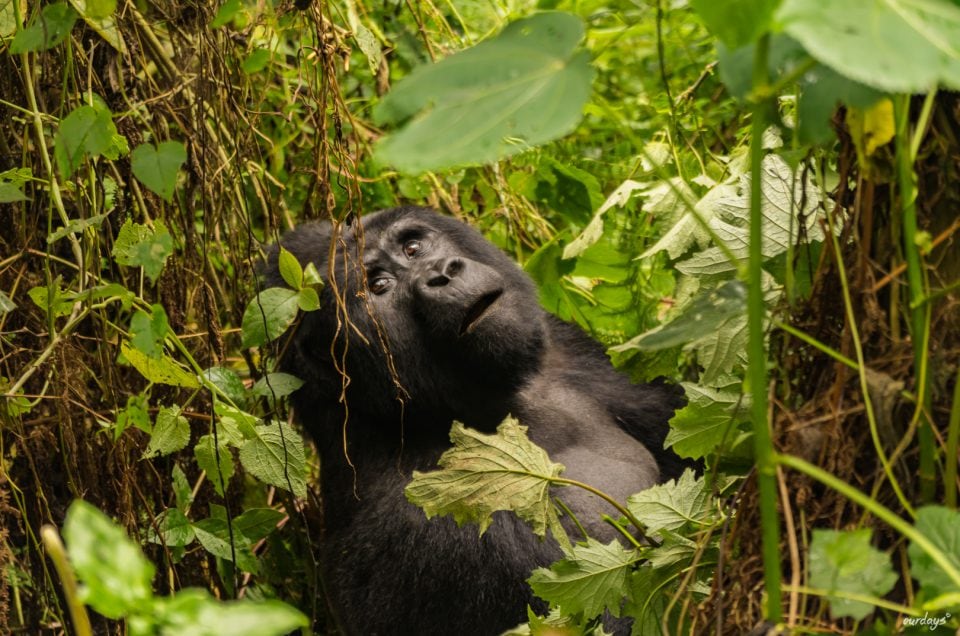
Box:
[909,506,960,595]
[626,469,716,535]
[147,508,195,547]
[238,422,307,498]
[194,434,235,497]
[54,105,116,178]
[374,12,593,174]
[778,0,960,93]
[562,179,644,260]
[810,529,898,620]
[131,141,186,202]
[157,590,308,636]
[0,0,27,38]
[404,416,565,538]
[250,372,304,399]
[528,539,639,619]
[192,517,258,573]
[111,218,173,284]
[690,0,781,48]
[277,246,303,289]
[129,304,169,359]
[144,406,190,458]
[662,383,750,459]
[0,181,27,202]
[63,500,155,619]
[120,342,199,388]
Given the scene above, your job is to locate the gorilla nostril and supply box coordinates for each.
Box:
[427,274,449,287]
[444,258,464,278]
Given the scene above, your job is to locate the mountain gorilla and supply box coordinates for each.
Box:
[267,206,685,635]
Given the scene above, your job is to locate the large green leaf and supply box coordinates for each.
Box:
[374,12,593,174]
[777,0,960,92]
[405,416,566,540]
[10,2,77,53]
[238,422,307,498]
[63,500,155,619]
[626,469,718,535]
[157,590,308,636]
[908,506,960,595]
[809,529,898,620]
[528,539,639,619]
[111,218,173,284]
[131,141,186,202]
[663,383,751,459]
[53,105,116,177]
[690,0,781,48]
[240,287,300,348]
[143,406,190,458]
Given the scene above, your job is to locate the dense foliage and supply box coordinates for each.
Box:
[1,0,960,634]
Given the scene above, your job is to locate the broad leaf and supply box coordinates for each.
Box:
[10,2,77,53]
[663,383,751,459]
[238,422,307,498]
[144,406,190,458]
[131,141,186,202]
[194,433,235,497]
[0,181,27,202]
[233,508,284,542]
[374,12,593,174]
[250,373,304,399]
[192,517,259,573]
[54,104,116,177]
[111,218,173,284]
[809,529,898,620]
[157,590,308,636]
[405,416,565,539]
[202,366,248,405]
[690,0,781,48]
[120,342,199,388]
[908,506,960,595]
[240,287,300,348]
[63,500,155,619]
[627,469,716,535]
[528,539,639,619]
[129,304,169,359]
[147,508,195,547]
[778,0,960,93]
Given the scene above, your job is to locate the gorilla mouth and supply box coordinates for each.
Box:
[460,290,503,335]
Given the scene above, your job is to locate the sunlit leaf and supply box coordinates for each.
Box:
[810,529,898,620]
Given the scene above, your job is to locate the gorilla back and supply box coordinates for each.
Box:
[268,207,685,635]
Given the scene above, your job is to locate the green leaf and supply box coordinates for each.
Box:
[690,0,781,48]
[1,0,26,39]
[144,406,190,458]
[233,508,284,542]
[0,290,16,316]
[909,506,960,595]
[172,463,193,513]
[241,48,270,74]
[240,287,300,348]
[238,422,307,498]
[626,469,716,535]
[374,12,593,174]
[405,416,566,539]
[528,539,639,619]
[296,287,320,312]
[114,394,150,440]
[778,0,960,93]
[194,433,235,497]
[62,500,155,619]
[10,2,77,53]
[147,508,195,547]
[129,304,169,359]
[0,181,27,202]
[120,342,199,388]
[54,105,115,178]
[809,529,898,620]
[202,366,248,405]
[211,0,243,28]
[562,179,645,260]
[617,280,747,351]
[277,246,303,289]
[111,218,174,284]
[48,213,107,243]
[131,141,186,202]
[213,402,258,442]
[250,372,304,399]
[663,383,751,459]
[192,517,259,573]
[28,279,75,318]
[72,0,116,19]
[155,589,308,636]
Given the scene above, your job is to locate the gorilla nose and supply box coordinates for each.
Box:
[426,257,464,287]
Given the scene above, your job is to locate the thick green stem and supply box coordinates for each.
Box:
[894,95,936,502]
[747,33,782,623]
[41,525,93,636]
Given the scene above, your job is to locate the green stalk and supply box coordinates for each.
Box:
[894,95,936,501]
[779,454,960,588]
[747,33,782,623]
[41,525,93,636]
[946,366,960,508]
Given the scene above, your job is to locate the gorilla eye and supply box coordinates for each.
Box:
[403,239,422,258]
[369,277,391,295]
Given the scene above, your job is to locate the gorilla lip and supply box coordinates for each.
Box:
[460,289,503,335]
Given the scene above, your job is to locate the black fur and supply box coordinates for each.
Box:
[267,207,685,635]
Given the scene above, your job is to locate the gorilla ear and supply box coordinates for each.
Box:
[263,222,333,289]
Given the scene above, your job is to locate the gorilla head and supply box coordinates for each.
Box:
[267,206,685,636]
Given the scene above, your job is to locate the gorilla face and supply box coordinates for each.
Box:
[282,207,546,428]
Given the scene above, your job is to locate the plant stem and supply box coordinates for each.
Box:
[894,94,936,502]
[40,525,93,636]
[747,33,782,624]
[946,366,960,508]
